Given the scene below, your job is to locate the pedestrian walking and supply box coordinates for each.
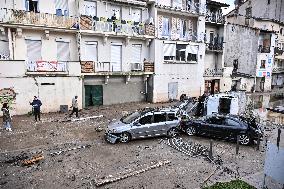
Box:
[1,103,12,131]
[70,95,79,118]
[30,96,42,122]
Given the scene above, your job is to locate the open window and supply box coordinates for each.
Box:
[260,60,266,69]
[139,115,153,125]
[176,44,187,62]
[162,17,170,37]
[25,0,39,13]
[186,45,198,62]
[153,113,167,123]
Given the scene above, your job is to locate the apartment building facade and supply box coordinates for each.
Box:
[150,0,206,102]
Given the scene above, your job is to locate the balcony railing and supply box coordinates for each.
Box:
[206,43,223,52]
[155,0,205,14]
[204,68,223,77]
[275,47,284,55]
[205,11,224,24]
[0,8,78,29]
[26,61,68,72]
[80,15,155,36]
[272,67,284,73]
[258,45,271,53]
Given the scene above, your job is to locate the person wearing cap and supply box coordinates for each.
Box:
[30,96,42,122]
[1,103,12,131]
[70,95,79,118]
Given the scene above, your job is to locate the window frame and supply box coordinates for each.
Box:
[138,114,153,125]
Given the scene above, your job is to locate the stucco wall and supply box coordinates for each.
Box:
[224,24,258,76]
[152,40,205,102]
[0,76,82,115]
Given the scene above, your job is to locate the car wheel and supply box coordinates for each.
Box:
[167,128,178,137]
[186,126,197,136]
[120,132,131,143]
[239,134,250,145]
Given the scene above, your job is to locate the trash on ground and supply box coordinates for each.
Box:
[22,154,44,166]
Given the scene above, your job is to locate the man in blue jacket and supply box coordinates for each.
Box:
[30,96,42,122]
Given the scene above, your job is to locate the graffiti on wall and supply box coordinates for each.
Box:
[0,88,16,108]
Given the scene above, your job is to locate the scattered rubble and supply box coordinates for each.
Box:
[49,144,91,156]
[22,154,44,166]
[94,160,171,186]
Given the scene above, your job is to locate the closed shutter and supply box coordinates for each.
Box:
[186,45,198,54]
[0,40,9,60]
[132,44,142,63]
[57,41,70,61]
[26,39,42,62]
[83,0,97,16]
[84,42,97,61]
[163,43,176,56]
[132,8,142,22]
[110,5,121,20]
[111,44,122,72]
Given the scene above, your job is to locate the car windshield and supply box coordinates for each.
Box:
[121,112,141,124]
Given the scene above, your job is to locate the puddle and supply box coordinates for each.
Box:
[263,142,284,188]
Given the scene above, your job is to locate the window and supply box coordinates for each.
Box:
[209,32,214,43]
[176,44,187,61]
[233,59,238,71]
[109,5,121,20]
[180,20,187,38]
[55,0,68,16]
[163,43,176,61]
[57,41,70,61]
[132,44,142,63]
[167,113,178,121]
[225,119,240,127]
[186,45,198,62]
[25,0,39,13]
[260,60,266,69]
[0,40,9,60]
[154,113,167,123]
[132,8,142,22]
[83,41,97,61]
[25,39,42,62]
[139,115,152,125]
[162,17,170,37]
[245,7,252,17]
[207,117,224,125]
[83,0,97,17]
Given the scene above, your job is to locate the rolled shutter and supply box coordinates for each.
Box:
[57,41,70,61]
[26,39,42,62]
[111,45,122,71]
[186,45,198,54]
[163,43,176,56]
[84,42,97,61]
[132,44,142,63]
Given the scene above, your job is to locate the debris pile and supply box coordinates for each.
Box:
[49,144,91,156]
[94,160,170,186]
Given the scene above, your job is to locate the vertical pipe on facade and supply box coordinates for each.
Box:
[7,28,13,60]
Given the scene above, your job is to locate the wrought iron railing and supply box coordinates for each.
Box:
[205,12,224,24]
[206,43,223,51]
[272,67,284,73]
[0,8,78,29]
[204,68,223,77]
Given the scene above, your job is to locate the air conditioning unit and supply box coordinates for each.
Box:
[131,63,142,71]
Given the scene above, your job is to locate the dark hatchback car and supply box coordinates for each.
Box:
[180,114,263,145]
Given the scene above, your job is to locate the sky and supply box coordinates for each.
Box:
[215,0,235,14]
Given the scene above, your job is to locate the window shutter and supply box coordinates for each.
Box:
[83,1,97,16]
[57,41,70,61]
[186,45,198,54]
[132,44,142,63]
[171,17,177,40]
[158,15,163,38]
[26,39,42,62]
[132,8,142,22]
[163,43,176,56]
[84,42,97,61]
[0,40,9,59]
[111,45,122,71]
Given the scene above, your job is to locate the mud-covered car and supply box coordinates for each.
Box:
[180,114,263,145]
[105,109,181,144]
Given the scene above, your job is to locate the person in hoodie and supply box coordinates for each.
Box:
[30,96,42,122]
[1,103,12,131]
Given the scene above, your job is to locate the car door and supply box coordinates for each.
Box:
[224,118,246,140]
[206,116,226,138]
[131,113,153,138]
[152,112,168,136]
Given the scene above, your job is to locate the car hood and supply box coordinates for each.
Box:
[107,120,130,132]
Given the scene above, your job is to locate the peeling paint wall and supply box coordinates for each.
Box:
[224,24,259,76]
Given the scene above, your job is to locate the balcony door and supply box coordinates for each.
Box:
[111,44,122,72]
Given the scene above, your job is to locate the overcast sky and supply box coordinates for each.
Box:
[215,0,235,14]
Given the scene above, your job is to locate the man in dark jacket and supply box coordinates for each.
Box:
[30,96,42,121]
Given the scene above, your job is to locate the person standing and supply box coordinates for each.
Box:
[30,96,42,122]
[70,96,79,118]
[1,103,12,131]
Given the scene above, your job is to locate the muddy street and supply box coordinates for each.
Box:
[0,102,283,189]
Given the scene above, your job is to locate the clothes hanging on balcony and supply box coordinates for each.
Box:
[55,0,68,16]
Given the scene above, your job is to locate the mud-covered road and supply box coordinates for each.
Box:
[0,102,283,189]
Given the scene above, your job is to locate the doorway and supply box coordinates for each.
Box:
[85,85,103,106]
[168,82,178,101]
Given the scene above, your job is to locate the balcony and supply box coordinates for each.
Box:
[275,47,284,55]
[258,45,271,53]
[80,15,155,37]
[205,11,224,24]
[0,8,78,29]
[206,43,223,52]
[80,61,154,75]
[204,68,223,77]
[272,67,284,73]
